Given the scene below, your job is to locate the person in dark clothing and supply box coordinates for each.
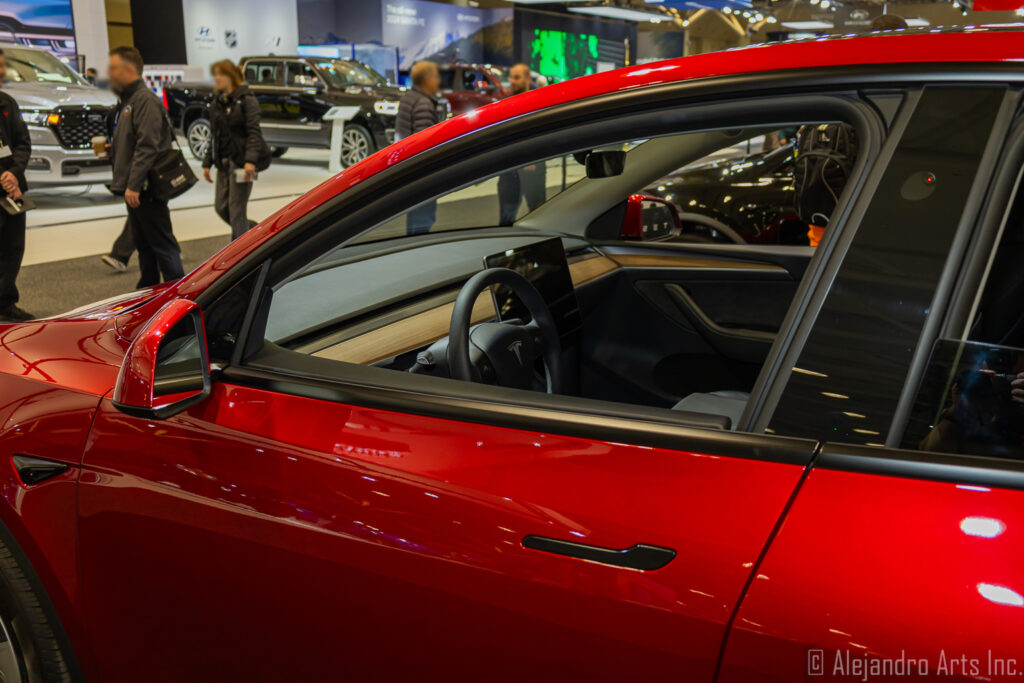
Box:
[202,59,268,240]
[498,63,544,225]
[395,61,445,235]
[108,46,184,288]
[0,49,33,321]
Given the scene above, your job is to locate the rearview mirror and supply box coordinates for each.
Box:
[584,150,626,179]
[621,194,682,242]
[112,299,211,419]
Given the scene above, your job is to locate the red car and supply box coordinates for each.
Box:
[438,63,509,115]
[2,29,1024,683]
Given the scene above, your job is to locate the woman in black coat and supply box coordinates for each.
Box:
[202,60,269,239]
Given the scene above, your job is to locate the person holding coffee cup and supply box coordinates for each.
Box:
[202,60,270,240]
[0,49,34,322]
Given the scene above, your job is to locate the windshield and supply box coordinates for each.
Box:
[313,60,385,88]
[3,48,84,85]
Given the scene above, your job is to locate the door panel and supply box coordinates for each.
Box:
[719,447,1024,682]
[578,246,810,407]
[78,382,813,682]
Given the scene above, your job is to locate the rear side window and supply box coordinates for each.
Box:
[245,61,282,85]
[767,87,1007,445]
[902,174,1024,459]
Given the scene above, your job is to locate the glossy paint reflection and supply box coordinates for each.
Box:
[78,382,807,682]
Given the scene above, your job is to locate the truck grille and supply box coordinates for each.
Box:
[53,107,111,150]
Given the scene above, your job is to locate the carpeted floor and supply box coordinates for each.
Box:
[17,235,231,319]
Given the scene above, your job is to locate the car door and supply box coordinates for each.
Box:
[77,367,813,682]
[279,60,332,147]
[242,59,290,146]
[719,85,1024,680]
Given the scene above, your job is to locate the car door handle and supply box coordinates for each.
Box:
[522,535,676,571]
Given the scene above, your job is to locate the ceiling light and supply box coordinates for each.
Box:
[766,15,778,22]
[569,5,670,21]
[723,6,732,12]
[819,1,830,9]
[782,19,833,28]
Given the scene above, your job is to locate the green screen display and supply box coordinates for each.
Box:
[529,29,599,81]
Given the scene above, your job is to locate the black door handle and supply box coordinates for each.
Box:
[522,535,676,571]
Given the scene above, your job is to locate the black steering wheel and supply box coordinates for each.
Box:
[449,268,563,394]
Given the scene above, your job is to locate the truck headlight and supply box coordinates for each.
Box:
[24,110,61,126]
[373,100,399,116]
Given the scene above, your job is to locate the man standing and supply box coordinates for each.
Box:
[0,49,33,321]
[107,46,183,287]
[498,63,544,225]
[395,61,445,235]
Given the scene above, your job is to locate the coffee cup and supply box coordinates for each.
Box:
[91,136,108,157]
[235,167,253,183]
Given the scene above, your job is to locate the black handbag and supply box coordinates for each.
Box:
[148,111,198,201]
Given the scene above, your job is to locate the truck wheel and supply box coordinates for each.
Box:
[186,117,212,161]
[340,125,374,167]
[270,147,288,158]
[0,535,76,682]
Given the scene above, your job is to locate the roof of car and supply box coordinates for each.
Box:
[176,27,1024,299]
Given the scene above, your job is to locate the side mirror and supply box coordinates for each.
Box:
[621,194,682,242]
[112,299,211,419]
[585,150,626,179]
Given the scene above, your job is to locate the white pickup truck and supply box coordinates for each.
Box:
[1,43,116,186]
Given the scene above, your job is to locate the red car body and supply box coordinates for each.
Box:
[1,30,1024,682]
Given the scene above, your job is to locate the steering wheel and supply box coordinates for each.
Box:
[449,268,563,394]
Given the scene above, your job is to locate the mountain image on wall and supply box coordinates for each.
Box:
[425,15,513,65]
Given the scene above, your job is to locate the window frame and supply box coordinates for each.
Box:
[198,67,1024,470]
[244,60,284,87]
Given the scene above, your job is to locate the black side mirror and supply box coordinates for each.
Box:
[585,150,626,179]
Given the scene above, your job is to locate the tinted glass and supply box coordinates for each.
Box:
[903,339,1024,459]
[768,87,1006,445]
[245,61,282,85]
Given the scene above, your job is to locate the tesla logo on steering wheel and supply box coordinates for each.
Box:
[507,340,524,365]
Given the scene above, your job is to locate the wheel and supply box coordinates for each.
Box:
[0,535,76,682]
[186,117,211,161]
[340,125,374,167]
[270,146,288,158]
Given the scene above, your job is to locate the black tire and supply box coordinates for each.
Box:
[0,535,76,682]
[185,117,211,161]
[270,146,288,158]
[340,124,375,168]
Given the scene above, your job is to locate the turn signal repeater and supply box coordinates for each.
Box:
[11,454,69,486]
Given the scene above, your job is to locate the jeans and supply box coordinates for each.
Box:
[128,193,184,288]
[215,161,256,240]
[109,219,134,264]
[406,199,437,236]
[0,210,25,308]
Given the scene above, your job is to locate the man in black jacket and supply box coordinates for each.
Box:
[0,49,33,321]
[108,46,183,287]
[396,61,445,235]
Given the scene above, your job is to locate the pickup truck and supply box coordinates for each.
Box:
[1,43,116,186]
[164,56,411,167]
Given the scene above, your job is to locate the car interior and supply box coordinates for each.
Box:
[254,122,857,431]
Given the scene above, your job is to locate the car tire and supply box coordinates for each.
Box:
[0,535,76,682]
[270,146,288,158]
[186,117,212,161]
[340,124,374,168]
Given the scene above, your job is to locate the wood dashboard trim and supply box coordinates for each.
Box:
[608,253,787,271]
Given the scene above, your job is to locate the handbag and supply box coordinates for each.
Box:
[0,194,34,215]
[148,109,198,201]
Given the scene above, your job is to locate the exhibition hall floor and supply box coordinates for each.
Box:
[20,149,335,318]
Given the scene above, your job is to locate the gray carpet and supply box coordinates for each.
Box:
[18,235,230,319]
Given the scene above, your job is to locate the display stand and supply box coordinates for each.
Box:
[323,106,363,174]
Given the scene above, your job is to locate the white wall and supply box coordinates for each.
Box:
[72,0,110,71]
[181,0,299,67]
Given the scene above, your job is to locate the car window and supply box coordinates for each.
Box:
[439,69,455,91]
[313,60,383,88]
[902,176,1024,459]
[245,61,282,86]
[462,69,485,91]
[287,62,320,88]
[766,87,1007,445]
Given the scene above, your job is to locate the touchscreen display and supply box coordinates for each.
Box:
[484,238,581,343]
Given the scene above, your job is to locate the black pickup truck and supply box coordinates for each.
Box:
[164,56,408,167]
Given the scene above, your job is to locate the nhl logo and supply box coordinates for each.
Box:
[224,29,238,48]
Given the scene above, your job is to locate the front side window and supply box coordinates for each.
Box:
[245,61,282,86]
[313,60,383,88]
